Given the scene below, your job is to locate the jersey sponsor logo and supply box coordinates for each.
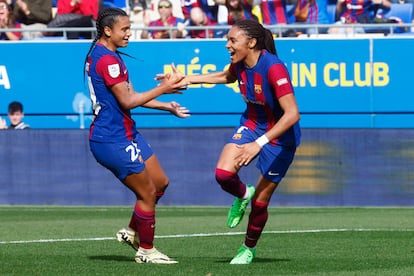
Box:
[242,95,265,105]
[277,78,288,86]
[108,64,120,78]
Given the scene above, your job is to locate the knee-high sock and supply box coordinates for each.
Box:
[215,168,246,198]
[245,200,268,248]
[128,204,155,249]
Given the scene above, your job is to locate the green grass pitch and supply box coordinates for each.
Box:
[0,206,413,275]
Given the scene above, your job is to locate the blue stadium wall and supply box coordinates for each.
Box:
[0,38,413,206]
[0,128,413,206]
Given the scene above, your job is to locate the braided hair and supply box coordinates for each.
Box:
[233,19,277,56]
[84,7,129,68]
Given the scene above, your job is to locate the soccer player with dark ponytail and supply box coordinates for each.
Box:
[181,19,301,264]
[84,7,189,264]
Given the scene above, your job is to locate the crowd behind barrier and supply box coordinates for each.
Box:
[1,22,414,40]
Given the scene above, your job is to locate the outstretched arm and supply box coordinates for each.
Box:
[111,65,185,110]
[185,70,237,85]
[156,69,236,85]
[143,99,190,118]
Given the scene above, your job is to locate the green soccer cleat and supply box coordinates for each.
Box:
[227,184,255,228]
[230,245,256,264]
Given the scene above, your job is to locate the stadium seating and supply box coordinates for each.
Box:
[376,3,413,23]
[366,3,414,34]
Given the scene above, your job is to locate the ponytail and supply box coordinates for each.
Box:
[233,19,278,56]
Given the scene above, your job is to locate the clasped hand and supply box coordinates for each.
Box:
[156,63,188,94]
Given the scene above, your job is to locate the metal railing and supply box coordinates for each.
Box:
[1,23,413,41]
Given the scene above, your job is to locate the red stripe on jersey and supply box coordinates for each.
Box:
[123,112,134,141]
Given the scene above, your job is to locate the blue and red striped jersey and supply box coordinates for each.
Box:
[86,43,137,142]
[229,50,300,147]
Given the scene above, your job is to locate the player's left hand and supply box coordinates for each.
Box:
[235,142,261,167]
[157,63,189,94]
[169,101,190,118]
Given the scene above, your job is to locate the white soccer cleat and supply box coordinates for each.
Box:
[116,228,139,251]
[135,247,178,264]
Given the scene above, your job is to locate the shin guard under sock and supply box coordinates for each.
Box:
[129,205,155,249]
[215,168,246,198]
[245,200,268,248]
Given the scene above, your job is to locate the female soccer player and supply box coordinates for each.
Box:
[84,7,189,264]
[181,19,301,264]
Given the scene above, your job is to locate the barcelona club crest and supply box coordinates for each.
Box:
[232,133,242,140]
[254,84,262,94]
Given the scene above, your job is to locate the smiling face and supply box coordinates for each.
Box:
[103,15,131,50]
[158,0,173,21]
[226,26,253,64]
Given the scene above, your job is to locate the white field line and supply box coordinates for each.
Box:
[0,228,413,245]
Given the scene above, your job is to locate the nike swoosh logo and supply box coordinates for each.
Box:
[268,171,279,176]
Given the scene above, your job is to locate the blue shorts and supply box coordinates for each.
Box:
[228,126,296,183]
[89,132,153,181]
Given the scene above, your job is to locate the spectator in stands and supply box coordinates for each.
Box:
[188,6,216,38]
[219,0,257,25]
[292,0,330,34]
[129,0,147,12]
[215,0,257,37]
[260,0,289,25]
[46,0,98,39]
[0,101,30,129]
[181,0,218,22]
[141,0,186,38]
[337,0,392,24]
[13,0,53,39]
[0,0,22,40]
[128,0,151,39]
[329,0,392,34]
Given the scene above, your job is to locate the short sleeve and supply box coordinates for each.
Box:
[96,55,128,86]
[268,63,294,99]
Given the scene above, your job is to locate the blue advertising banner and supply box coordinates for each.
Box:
[0,38,413,128]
